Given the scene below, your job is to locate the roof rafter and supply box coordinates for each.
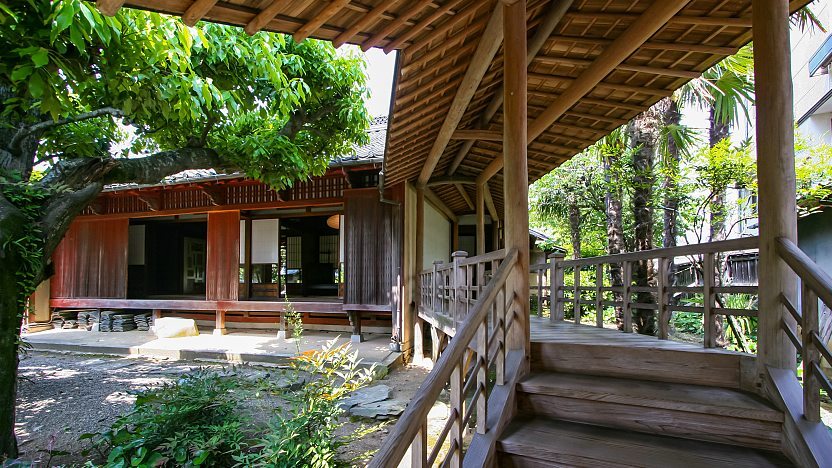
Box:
[415,2,504,186]
[294,0,353,43]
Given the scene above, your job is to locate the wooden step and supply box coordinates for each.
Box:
[517,372,783,451]
[497,417,793,468]
[530,340,751,388]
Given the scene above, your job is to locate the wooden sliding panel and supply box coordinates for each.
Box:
[51,218,129,298]
[344,188,394,307]
[206,211,240,301]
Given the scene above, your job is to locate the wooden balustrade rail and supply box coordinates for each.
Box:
[534,237,760,348]
[372,249,518,467]
[775,237,832,424]
[418,248,508,337]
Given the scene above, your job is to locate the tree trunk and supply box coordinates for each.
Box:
[628,107,662,336]
[0,201,28,459]
[709,106,730,347]
[603,152,626,329]
[568,201,581,260]
[661,98,682,335]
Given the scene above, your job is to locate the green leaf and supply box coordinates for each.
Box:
[31,48,48,67]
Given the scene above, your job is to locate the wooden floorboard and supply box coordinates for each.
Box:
[498,417,793,468]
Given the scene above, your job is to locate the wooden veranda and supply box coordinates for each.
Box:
[96,0,830,466]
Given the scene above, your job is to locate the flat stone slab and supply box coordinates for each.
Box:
[339,384,392,410]
[349,399,407,419]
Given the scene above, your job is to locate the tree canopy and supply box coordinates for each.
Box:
[0,1,371,457]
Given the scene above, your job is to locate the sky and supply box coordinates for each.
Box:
[362,48,397,118]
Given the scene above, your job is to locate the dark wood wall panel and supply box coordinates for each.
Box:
[344,189,397,306]
[206,210,240,301]
[51,219,129,298]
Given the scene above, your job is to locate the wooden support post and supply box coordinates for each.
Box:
[411,184,426,362]
[573,266,581,324]
[476,319,488,434]
[657,258,670,339]
[753,0,798,371]
[213,309,227,335]
[244,218,253,299]
[537,269,544,317]
[452,222,460,252]
[348,311,364,343]
[450,363,463,467]
[551,253,565,322]
[431,325,441,363]
[496,283,506,385]
[502,0,529,358]
[622,261,633,333]
[703,253,716,348]
[596,264,604,328]
[476,184,486,256]
[452,251,468,329]
[411,422,428,468]
[151,309,161,326]
[413,317,425,363]
[803,285,821,422]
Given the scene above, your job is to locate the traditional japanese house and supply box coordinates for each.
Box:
[44,116,405,341]
[49,0,832,466]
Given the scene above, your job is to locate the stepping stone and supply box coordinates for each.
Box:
[339,384,392,410]
[349,400,407,419]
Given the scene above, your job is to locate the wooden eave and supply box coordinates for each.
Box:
[106,0,811,216]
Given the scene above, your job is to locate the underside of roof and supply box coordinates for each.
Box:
[116,0,810,216]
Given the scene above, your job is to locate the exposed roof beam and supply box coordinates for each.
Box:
[361,0,435,52]
[528,1,691,142]
[482,183,498,221]
[446,0,573,176]
[183,0,219,26]
[97,0,125,16]
[563,12,752,28]
[455,183,474,211]
[424,188,458,223]
[451,129,502,141]
[426,176,477,187]
[533,56,701,80]
[245,0,284,35]
[415,3,505,186]
[294,0,352,43]
[384,0,470,53]
[546,35,738,55]
[334,0,403,47]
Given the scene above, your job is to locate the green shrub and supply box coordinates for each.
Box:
[86,370,248,468]
[236,340,374,468]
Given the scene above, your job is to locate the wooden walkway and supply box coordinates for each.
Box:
[530,316,736,352]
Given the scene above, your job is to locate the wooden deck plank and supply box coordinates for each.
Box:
[519,372,781,422]
[498,418,792,468]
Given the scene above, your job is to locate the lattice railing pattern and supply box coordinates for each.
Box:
[535,237,760,349]
[373,249,518,467]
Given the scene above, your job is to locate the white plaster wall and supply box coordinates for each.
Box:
[423,199,451,268]
[799,113,832,143]
[792,0,832,124]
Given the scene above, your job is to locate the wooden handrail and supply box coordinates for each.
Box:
[775,237,832,309]
[560,236,758,268]
[371,248,518,467]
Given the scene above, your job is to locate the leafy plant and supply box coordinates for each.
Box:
[237,340,374,467]
[86,370,248,468]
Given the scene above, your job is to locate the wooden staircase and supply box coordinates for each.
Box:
[495,339,793,467]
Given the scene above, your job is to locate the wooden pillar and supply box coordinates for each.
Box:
[412,185,426,363]
[214,309,227,335]
[244,218,253,299]
[476,184,486,256]
[753,0,798,371]
[503,0,529,357]
[452,221,460,252]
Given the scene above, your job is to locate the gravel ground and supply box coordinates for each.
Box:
[14,350,433,467]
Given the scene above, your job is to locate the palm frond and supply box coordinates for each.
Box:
[791,4,826,34]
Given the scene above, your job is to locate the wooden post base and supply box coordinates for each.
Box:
[212,327,227,336]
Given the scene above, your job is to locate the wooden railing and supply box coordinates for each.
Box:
[418,249,511,337]
[775,237,832,423]
[535,237,760,348]
[372,249,519,467]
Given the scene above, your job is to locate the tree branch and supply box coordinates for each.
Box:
[41,183,103,259]
[8,107,126,152]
